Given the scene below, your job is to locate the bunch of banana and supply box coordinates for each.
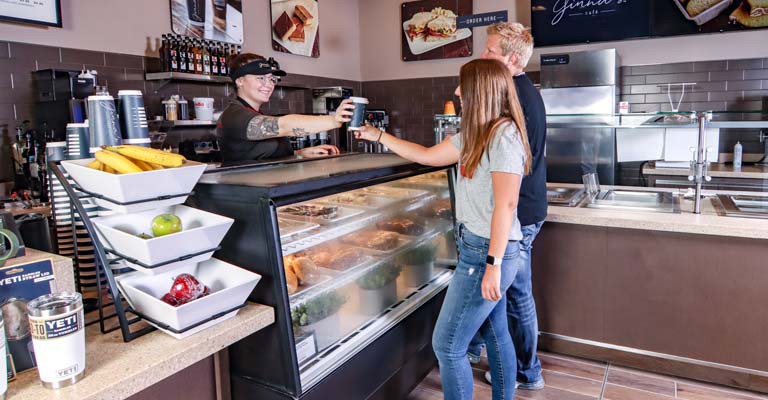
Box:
[87,145,186,174]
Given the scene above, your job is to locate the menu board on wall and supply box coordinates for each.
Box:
[531,0,768,47]
[531,0,650,46]
[0,0,62,27]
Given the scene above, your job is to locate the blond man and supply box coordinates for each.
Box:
[467,22,548,391]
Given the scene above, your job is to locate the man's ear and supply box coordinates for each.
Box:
[507,55,518,70]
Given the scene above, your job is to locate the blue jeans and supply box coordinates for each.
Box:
[433,224,521,400]
[467,221,544,384]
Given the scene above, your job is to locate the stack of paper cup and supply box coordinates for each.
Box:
[87,95,122,153]
[118,90,151,147]
[66,123,90,159]
[193,97,215,121]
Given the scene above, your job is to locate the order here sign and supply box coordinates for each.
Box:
[457,10,509,29]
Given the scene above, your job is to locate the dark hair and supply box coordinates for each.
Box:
[228,53,266,75]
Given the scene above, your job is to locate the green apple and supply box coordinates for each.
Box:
[151,214,183,237]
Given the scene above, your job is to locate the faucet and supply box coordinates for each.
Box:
[687,112,712,214]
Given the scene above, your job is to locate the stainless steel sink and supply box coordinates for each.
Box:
[584,190,680,213]
[547,187,586,207]
[717,194,768,219]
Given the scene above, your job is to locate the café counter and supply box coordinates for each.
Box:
[534,184,768,393]
[7,304,274,400]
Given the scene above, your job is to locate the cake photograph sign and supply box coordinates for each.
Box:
[271,0,320,58]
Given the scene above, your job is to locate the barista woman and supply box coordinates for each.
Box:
[218,53,354,162]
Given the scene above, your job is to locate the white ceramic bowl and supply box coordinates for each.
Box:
[92,205,233,274]
[115,258,261,338]
[61,158,207,213]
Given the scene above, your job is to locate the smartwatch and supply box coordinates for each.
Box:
[486,255,502,267]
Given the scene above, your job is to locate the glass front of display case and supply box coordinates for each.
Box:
[275,169,456,391]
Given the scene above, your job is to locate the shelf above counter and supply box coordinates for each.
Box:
[150,119,217,128]
[145,71,231,83]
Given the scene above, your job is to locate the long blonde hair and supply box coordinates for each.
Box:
[459,59,532,178]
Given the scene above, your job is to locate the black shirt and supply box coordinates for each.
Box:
[514,74,548,226]
[217,97,293,162]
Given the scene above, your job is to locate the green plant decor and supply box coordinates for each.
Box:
[291,290,347,327]
[396,241,437,265]
[357,263,402,290]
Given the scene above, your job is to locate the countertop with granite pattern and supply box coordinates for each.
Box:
[546,183,768,239]
[6,303,274,400]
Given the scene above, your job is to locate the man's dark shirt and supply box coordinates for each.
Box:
[514,74,548,226]
[217,97,293,162]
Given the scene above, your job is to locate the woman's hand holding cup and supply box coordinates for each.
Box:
[333,99,355,126]
[355,124,383,142]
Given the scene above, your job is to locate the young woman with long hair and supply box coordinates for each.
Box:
[355,59,532,400]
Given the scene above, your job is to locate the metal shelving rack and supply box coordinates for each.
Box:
[49,161,245,341]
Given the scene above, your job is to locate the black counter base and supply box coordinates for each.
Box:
[231,289,445,400]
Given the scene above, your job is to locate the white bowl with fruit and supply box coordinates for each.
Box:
[115,258,261,339]
[92,205,234,274]
[60,145,207,213]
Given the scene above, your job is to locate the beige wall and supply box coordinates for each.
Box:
[0,0,362,81]
[359,0,768,81]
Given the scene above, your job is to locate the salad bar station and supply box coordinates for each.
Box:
[191,153,457,400]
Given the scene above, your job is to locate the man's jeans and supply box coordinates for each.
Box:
[467,221,544,384]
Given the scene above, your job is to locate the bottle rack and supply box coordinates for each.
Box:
[49,162,245,342]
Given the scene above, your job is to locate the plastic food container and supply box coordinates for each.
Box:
[92,205,233,274]
[60,158,207,213]
[278,203,365,225]
[673,0,732,25]
[340,229,412,256]
[115,258,261,339]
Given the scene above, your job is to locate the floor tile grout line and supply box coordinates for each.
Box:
[674,380,678,398]
[599,363,610,400]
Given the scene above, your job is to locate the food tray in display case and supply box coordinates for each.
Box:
[375,214,437,238]
[278,203,366,225]
[360,186,431,200]
[295,244,373,273]
[279,218,320,242]
[284,254,338,297]
[339,229,413,256]
[318,192,400,209]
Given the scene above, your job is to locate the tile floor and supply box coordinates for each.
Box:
[406,351,768,400]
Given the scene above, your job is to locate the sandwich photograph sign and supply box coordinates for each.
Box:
[401,0,473,62]
[271,0,320,58]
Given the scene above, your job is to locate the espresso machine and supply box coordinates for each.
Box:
[312,86,353,151]
[357,110,389,153]
[33,69,96,140]
[434,114,461,144]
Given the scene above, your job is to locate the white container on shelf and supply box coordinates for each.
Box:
[115,258,261,339]
[60,158,207,213]
[92,205,233,274]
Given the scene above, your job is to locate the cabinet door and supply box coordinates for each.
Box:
[275,170,456,393]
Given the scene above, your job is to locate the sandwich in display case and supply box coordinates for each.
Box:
[189,154,457,400]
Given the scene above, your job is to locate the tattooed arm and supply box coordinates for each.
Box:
[244,99,356,141]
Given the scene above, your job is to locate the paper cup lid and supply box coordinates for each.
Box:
[88,95,114,101]
[118,90,143,96]
[349,96,369,104]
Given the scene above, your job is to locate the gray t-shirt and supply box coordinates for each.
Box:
[451,122,526,240]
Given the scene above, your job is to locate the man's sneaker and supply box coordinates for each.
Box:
[483,371,545,390]
[468,353,481,365]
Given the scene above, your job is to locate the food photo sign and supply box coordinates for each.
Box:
[271,0,320,58]
[401,0,473,62]
[170,0,244,44]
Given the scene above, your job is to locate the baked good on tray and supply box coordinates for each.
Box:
[342,230,401,251]
[284,255,323,294]
[731,0,768,26]
[685,0,721,16]
[376,217,426,236]
[419,198,452,220]
[303,245,367,271]
[281,204,339,219]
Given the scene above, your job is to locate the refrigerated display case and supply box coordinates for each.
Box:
[189,154,457,399]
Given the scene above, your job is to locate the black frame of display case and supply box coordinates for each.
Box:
[189,154,456,399]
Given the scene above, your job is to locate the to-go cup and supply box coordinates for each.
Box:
[347,97,369,131]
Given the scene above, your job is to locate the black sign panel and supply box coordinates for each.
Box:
[531,0,652,46]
